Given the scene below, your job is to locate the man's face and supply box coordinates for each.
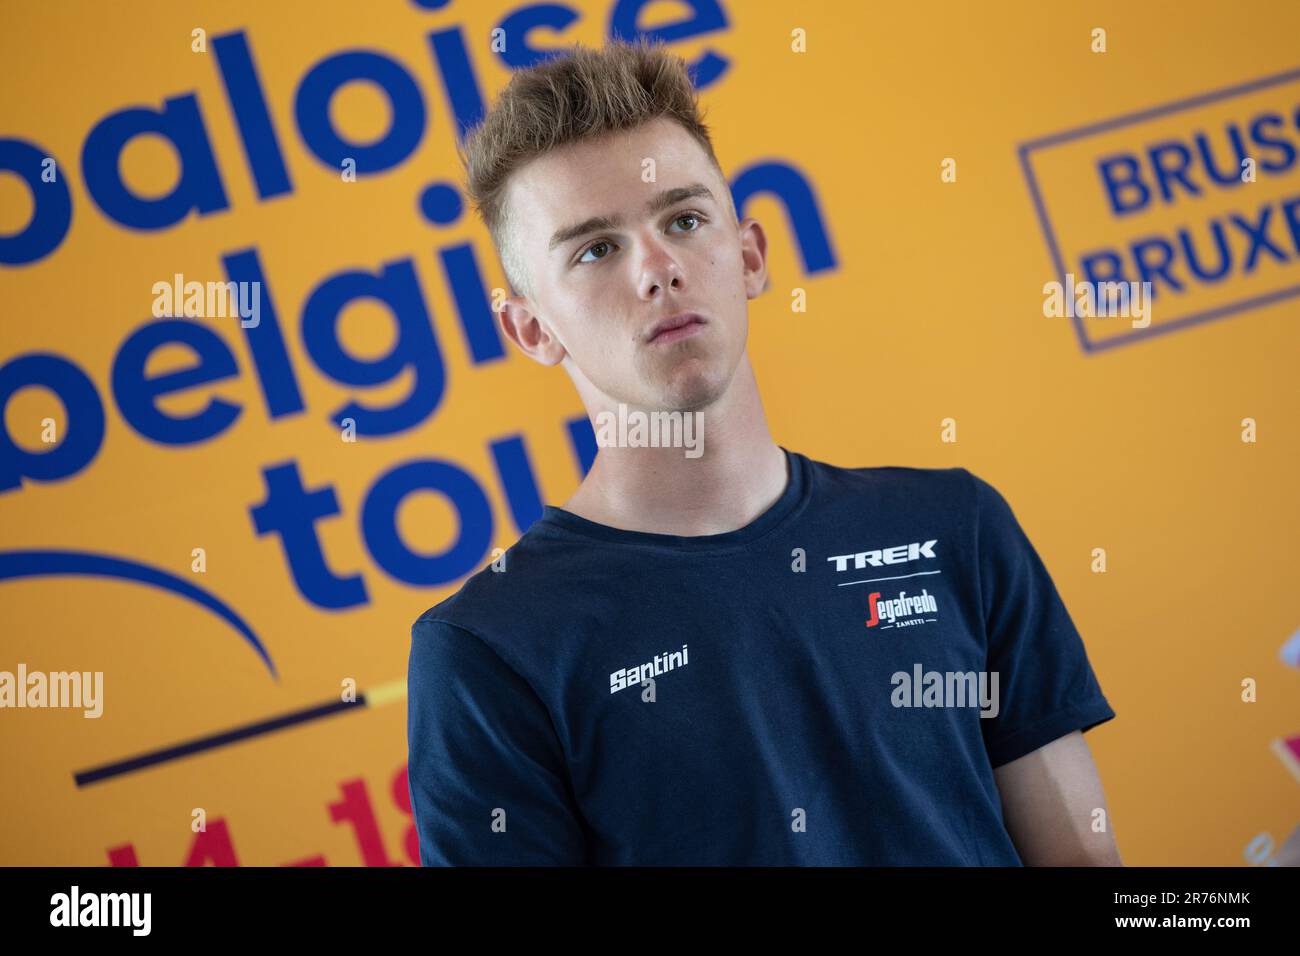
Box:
[500,116,768,413]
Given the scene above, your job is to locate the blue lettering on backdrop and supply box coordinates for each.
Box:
[361,459,494,586]
[0,355,104,491]
[112,320,243,446]
[0,139,72,265]
[250,462,369,610]
[301,259,447,436]
[1082,103,1300,300]
[294,51,427,173]
[81,95,229,230]
[732,161,838,274]
[0,5,841,634]
[213,31,294,199]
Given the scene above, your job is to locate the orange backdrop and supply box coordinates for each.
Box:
[1,0,1297,866]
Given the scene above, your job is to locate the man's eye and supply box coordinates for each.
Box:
[577,241,613,264]
[670,213,702,232]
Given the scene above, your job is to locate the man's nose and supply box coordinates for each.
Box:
[637,238,685,299]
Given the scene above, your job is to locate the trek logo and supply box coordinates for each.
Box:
[828,539,938,572]
[866,589,939,629]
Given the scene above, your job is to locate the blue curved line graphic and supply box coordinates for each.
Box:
[0,550,276,679]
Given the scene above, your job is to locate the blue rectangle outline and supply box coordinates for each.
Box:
[1018,64,1300,354]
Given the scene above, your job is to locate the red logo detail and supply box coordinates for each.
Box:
[865,591,881,628]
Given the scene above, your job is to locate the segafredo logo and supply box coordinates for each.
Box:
[828,539,938,572]
[866,588,939,629]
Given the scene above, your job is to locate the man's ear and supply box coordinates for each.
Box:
[499,295,568,366]
[738,217,770,298]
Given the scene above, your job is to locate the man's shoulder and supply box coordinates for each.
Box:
[800,454,1025,549]
[409,517,584,643]
[804,454,985,508]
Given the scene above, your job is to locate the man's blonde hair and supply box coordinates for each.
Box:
[458,38,727,298]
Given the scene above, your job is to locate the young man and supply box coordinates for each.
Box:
[407,40,1121,866]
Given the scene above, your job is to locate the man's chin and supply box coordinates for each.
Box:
[653,365,730,413]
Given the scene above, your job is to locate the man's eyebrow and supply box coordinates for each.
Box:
[548,183,717,253]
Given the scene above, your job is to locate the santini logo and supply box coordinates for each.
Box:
[610,644,688,693]
[866,589,938,629]
[50,885,151,936]
[828,539,938,572]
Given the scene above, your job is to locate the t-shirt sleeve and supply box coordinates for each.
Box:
[965,470,1116,769]
[406,617,589,865]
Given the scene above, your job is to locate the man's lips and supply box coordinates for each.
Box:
[646,312,706,344]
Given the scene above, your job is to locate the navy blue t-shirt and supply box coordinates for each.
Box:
[406,448,1115,865]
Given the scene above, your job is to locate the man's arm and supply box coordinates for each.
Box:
[993,730,1122,866]
[407,617,590,865]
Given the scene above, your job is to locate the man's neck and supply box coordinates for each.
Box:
[561,356,789,537]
